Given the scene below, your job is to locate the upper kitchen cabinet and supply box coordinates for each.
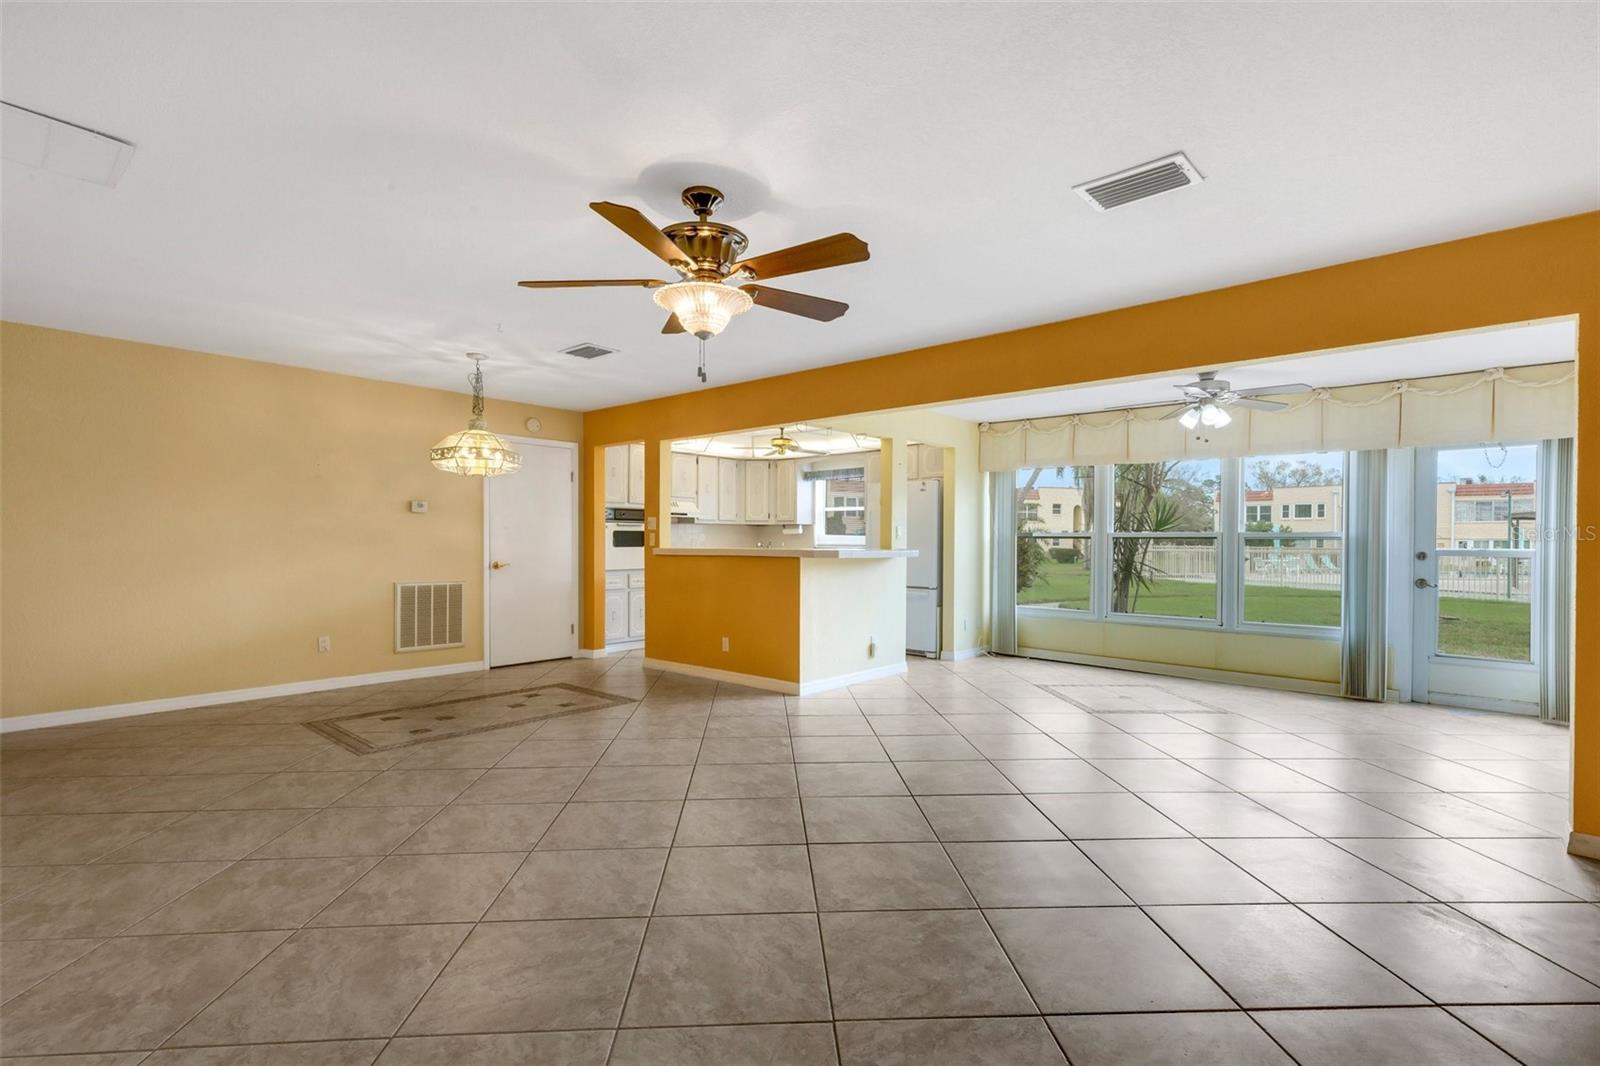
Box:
[716,458,744,522]
[604,443,648,505]
[909,443,944,480]
[670,453,698,502]
[627,443,645,505]
[604,445,628,505]
[772,460,798,524]
[745,460,771,523]
[695,455,719,518]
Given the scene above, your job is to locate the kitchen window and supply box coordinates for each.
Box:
[814,473,867,546]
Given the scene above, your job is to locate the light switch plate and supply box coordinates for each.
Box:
[409,500,428,513]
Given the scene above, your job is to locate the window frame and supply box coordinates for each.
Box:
[813,477,868,547]
[1016,454,1346,640]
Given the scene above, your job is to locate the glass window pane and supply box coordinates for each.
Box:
[1018,536,1093,611]
[1113,460,1220,533]
[1015,466,1093,534]
[1434,445,1538,550]
[1109,537,1216,619]
[1242,539,1342,627]
[1437,555,1532,661]
[1242,452,1344,534]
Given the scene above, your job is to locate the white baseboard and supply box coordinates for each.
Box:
[0,661,488,733]
[574,647,609,659]
[939,646,990,662]
[642,657,908,696]
[799,661,909,696]
[1568,831,1600,862]
[1015,646,1341,697]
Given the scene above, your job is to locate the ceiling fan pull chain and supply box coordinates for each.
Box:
[697,338,708,384]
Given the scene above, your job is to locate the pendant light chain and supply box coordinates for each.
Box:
[469,357,486,420]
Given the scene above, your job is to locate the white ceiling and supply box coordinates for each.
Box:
[3,3,1595,411]
[932,318,1579,423]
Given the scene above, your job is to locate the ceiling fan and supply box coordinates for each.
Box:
[1161,371,1312,429]
[759,427,826,458]
[518,186,868,359]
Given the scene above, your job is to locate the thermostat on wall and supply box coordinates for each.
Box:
[409,500,429,514]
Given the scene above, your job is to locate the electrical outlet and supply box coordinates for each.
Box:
[317,636,331,653]
[721,636,730,652]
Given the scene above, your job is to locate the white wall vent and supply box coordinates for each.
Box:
[395,582,464,652]
[561,342,617,360]
[1073,152,1203,212]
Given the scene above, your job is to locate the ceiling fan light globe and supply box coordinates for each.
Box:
[1178,407,1201,430]
[1200,403,1231,428]
[652,280,753,339]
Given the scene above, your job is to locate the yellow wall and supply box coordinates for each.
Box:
[799,558,907,683]
[643,555,801,682]
[1018,612,1341,686]
[577,212,1598,839]
[0,323,579,718]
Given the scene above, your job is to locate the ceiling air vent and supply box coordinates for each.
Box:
[1073,152,1203,212]
[561,342,617,360]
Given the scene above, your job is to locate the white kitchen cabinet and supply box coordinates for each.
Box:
[670,453,698,501]
[696,456,719,518]
[745,460,772,523]
[627,443,646,505]
[717,458,743,522]
[910,444,944,480]
[628,588,646,639]
[771,460,795,524]
[604,588,627,643]
[603,445,628,505]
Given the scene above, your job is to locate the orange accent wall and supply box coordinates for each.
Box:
[579,212,1596,838]
[644,556,802,682]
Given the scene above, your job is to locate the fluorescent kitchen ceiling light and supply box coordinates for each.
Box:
[2,102,136,187]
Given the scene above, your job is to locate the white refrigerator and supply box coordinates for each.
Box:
[906,478,942,657]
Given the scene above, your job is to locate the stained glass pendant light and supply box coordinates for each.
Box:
[429,354,522,477]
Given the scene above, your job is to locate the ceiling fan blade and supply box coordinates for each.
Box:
[730,233,869,282]
[517,278,665,288]
[744,285,849,322]
[662,314,685,335]
[1160,405,1193,421]
[591,201,692,268]
[761,449,781,457]
[1232,397,1289,412]
[1234,383,1312,398]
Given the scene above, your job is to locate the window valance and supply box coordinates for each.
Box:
[978,362,1575,471]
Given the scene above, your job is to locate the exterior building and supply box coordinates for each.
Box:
[1244,485,1343,534]
[1436,481,1537,548]
[1021,485,1088,542]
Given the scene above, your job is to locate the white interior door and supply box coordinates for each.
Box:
[486,438,577,667]
[1410,444,1540,714]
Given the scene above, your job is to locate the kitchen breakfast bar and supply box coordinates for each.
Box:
[642,547,918,694]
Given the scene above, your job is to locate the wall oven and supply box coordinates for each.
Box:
[604,507,646,570]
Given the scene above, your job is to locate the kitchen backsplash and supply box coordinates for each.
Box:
[671,521,813,549]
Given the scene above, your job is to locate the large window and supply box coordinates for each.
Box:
[1240,452,1344,628]
[1016,466,1093,611]
[814,473,867,546]
[1015,452,1347,636]
[1110,460,1220,620]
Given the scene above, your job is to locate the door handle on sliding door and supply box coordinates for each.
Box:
[1413,577,1436,589]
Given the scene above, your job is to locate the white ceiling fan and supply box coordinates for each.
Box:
[1161,371,1312,429]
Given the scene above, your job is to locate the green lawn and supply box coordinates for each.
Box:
[1020,558,1530,658]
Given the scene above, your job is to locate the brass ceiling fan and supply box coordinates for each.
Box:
[758,427,825,458]
[518,186,868,380]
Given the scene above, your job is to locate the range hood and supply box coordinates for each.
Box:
[669,496,699,517]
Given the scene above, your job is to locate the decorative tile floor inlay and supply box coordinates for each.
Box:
[304,684,632,754]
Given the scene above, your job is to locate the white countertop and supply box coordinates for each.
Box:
[653,547,918,559]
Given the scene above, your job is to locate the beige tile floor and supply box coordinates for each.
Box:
[1,653,1597,1065]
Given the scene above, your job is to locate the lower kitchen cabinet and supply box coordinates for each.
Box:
[628,587,646,639]
[603,588,627,643]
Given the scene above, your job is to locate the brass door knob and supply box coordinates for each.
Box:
[491,560,510,570]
